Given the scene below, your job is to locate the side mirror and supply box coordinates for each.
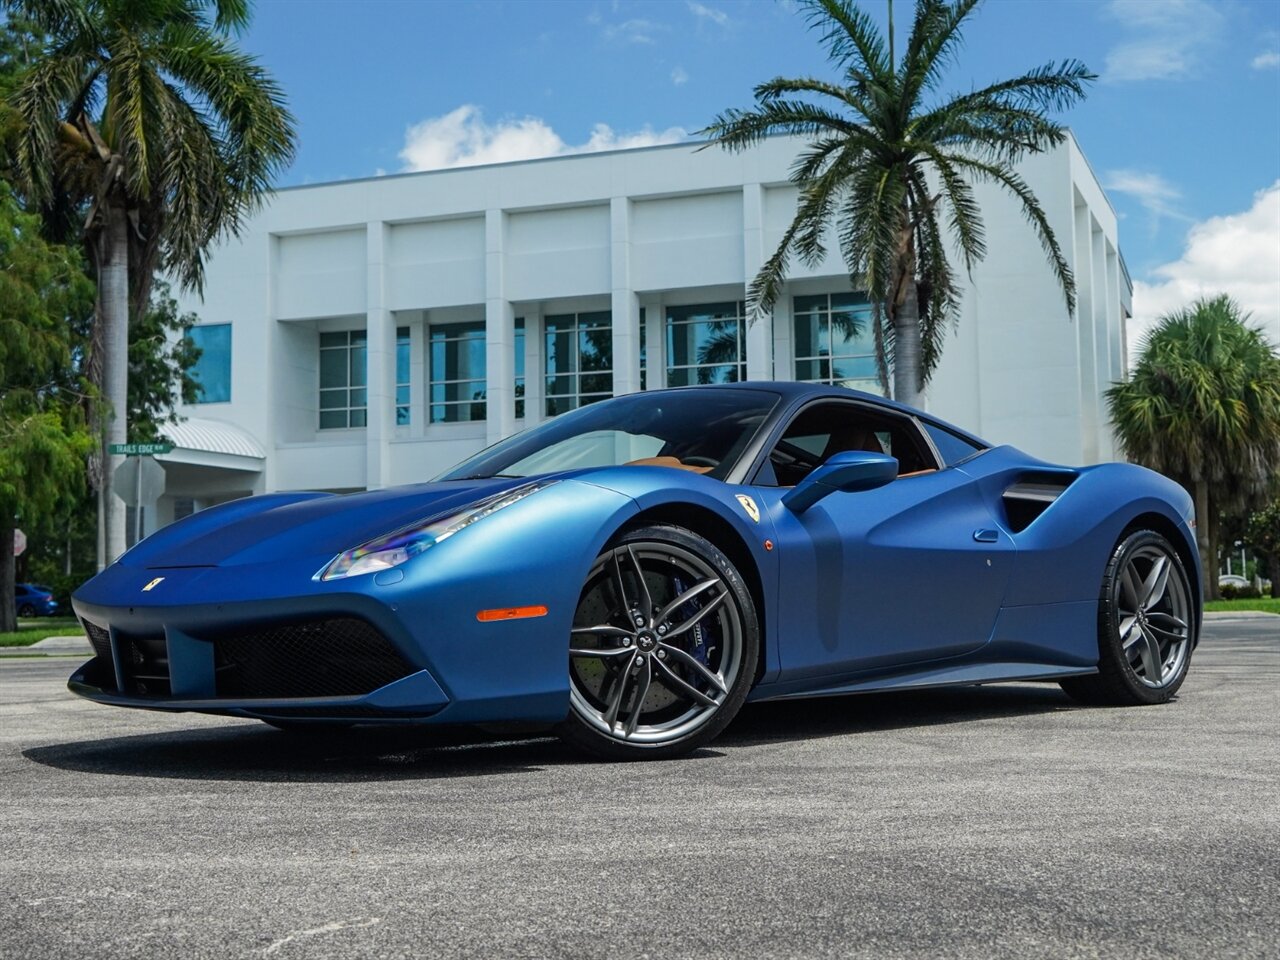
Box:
[782,450,898,513]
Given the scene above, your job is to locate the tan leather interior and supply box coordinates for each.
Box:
[625,456,715,474]
[897,468,937,479]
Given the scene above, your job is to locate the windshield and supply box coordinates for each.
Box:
[439,388,780,482]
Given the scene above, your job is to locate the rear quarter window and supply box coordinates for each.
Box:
[923,421,987,466]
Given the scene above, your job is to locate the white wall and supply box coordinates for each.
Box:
[176,133,1127,495]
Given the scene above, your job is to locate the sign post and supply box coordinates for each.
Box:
[110,443,172,546]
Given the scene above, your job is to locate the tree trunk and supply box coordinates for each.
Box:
[1,520,16,635]
[893,274,922,409]
[1207,499,1221,602]
[101,204,130,563]
[1194,479,1212,602]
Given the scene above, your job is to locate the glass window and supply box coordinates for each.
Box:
[922,420,987,465]
[544,311,612,417]
[187,324,231,403]
[666,302,746,387]
[440,387,780,483]
[514,318,525,419]
[793,293,882,395]
[318,329,367,429]
[430,321,486,423]
[395,326,411,426]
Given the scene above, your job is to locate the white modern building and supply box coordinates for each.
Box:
[146,132,1129,533]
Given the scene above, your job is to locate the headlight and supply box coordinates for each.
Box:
[318,480,556,581]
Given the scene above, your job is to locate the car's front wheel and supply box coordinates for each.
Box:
[558,524,759,760]
[1061,529,1196,705]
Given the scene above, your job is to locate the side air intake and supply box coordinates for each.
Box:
[1001,474,1076,533]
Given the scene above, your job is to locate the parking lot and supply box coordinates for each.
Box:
[1,615,1276,959]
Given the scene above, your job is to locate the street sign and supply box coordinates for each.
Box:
[109,442,173,456]
[12,529,25,558]
[114,456,167,508]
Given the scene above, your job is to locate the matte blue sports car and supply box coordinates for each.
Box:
[70,383,1201,759]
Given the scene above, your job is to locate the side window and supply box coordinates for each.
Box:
[760,402,937,487]
[922,421,987,465]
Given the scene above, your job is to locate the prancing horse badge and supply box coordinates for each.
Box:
[735,494,761,524]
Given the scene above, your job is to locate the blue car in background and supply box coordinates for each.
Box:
[15,584,59,618]
[69,383,1201,759]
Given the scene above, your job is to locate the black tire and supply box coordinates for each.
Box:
[17,605,36,618]
[557,524,759,760]
[1061,529,1197,706]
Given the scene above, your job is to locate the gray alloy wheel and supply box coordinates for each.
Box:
[1061,529,1196,706]
[558,524,759,760]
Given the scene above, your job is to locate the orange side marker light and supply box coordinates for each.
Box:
[477,605,549,623]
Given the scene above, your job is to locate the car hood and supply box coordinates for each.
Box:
[118,477,529,570]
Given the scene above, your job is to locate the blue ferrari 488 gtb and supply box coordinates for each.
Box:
[71,383,1200,759]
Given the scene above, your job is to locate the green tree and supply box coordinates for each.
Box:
[702,0,1091,405]
[1108,295,1280,600]
[6,0,295,564]
[1245,498,1280,598]
[0,181,95,632]
[127,281,201,443]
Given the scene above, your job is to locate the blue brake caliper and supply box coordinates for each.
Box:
[671,574,715,668]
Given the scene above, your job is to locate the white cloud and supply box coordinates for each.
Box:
[687,1,729,26]
[1104,168,1192,228]
[601,17,665,44]
[1101,0,1224,82]
[1252,51,1280,70]
[1130,181,1280,355]
[671,65,689,86]
[398,105,686,172]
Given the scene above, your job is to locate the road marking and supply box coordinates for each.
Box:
[262,917,381,955]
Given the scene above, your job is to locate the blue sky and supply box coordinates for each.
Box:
[242,0,1280,342]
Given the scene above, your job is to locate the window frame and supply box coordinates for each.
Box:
[428,320,487,424]
[187,323,233,404]
[746,397,943,487]
[664,301,748,388]
[318,329,368,430]
[792,292,881,394]
[543,310,613,416]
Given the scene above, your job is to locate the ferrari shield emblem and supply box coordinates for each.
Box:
[735,494,761,524]
[142,577,165,592]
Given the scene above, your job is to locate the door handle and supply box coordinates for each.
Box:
[973,528,999,543]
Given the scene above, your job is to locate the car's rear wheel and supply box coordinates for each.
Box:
[557,524,758,760]
[17,604,36,618]
[1061,529,1196,706]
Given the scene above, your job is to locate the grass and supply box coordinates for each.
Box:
[1203,597,1280,615]
[0,617,84,647]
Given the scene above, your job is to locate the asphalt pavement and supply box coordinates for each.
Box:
[1,616,1277,960]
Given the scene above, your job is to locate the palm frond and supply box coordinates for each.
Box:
[800,0,890,79]
[942,152,1075,313]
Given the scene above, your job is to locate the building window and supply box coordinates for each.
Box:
[793,293,880,394]
[514,318,525,419]
[319,330,366,429]
[665,302,746,387]
[545,311,612,416]
[395,326,411,426]
[430,321,486,423]
[187,324,231,403]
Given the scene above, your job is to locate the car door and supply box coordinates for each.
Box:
[751,399,1015,684]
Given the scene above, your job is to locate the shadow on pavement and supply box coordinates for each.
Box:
[24,683,1075,782]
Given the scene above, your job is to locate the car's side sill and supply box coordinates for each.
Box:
[749,662,1098,702]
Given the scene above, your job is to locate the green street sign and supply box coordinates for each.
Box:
[108,442,173,456]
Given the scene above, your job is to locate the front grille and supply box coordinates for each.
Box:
[118,632,171,697]
[82,621,117,691]
[213,618,414,699]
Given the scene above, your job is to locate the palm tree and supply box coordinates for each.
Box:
[1108,295,1280,600]
[6,0,295,563]
[702,0,1092,406]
